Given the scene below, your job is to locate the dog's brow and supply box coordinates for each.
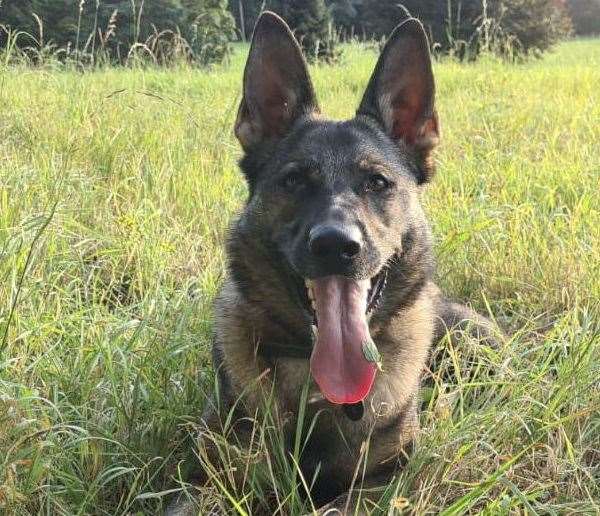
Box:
[279,161,318,175]
[357,157,391,173]
[281,162,300,174]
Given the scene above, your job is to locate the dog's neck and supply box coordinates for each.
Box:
[256,340,366,421]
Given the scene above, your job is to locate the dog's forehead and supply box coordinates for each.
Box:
[286,119,400,167]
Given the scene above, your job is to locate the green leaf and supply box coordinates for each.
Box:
[362,339,383,371]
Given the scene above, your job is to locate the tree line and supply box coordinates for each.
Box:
[1,0,599,66]
[0,0,236,65]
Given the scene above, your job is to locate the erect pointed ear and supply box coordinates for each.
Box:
[357,18,440,183]
[235,12,320,151]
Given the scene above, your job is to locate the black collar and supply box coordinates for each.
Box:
[256,342,312,360]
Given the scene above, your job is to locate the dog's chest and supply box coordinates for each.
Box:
[274,358,405,440]
[272,357,414,489]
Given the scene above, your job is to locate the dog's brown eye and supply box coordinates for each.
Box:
[365,174,391,193]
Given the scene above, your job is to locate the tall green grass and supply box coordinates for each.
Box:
[0,39,598,514]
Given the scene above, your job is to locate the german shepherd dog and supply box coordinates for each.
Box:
[169,11,497,515]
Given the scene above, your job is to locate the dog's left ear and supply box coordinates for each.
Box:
[357,18,440,183]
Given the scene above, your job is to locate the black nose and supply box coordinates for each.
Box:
[309,224,363,262]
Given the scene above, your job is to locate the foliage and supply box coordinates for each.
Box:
[326,0,361,35]
[489,0,573,57]
[183,0,237,65]
[269,0,339,62]
[227,0,265,40]
[356,0,416,38]
[226,0,339,61]
[0,0,236,66]
[567,0,600,34]
[331,0,572,59]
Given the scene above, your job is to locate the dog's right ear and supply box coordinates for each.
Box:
[235,12,319,152]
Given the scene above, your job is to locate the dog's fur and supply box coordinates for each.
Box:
[169,11,497,515]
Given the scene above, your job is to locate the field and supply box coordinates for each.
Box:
[1,39,599,514]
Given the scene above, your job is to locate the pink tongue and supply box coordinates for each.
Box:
[309,276,377,405]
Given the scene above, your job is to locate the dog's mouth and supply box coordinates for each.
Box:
[298,267,389,405]
[302,268,388,323]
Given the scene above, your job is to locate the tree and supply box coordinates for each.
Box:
[226,0,340,61]
[227,0,265,40]
[355,0,571,58]
[327,0,360,35]
[566,0,600,34]
[0,0,184,54]
[357,0,412,38]
[1,1,79,48]
[0,0,235,65]
[269,0,339,61]
[491,0,572,56]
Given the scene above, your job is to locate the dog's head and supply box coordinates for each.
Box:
[232,12,439,405]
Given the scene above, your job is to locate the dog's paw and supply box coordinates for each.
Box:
[304,495,369,516]
[164,498,197,516]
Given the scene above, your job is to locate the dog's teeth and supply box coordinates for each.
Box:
[309,392,324,404]
[305,280,315,301]
[311,324,318,340]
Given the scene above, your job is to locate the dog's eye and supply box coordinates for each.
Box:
[365,174,391,193]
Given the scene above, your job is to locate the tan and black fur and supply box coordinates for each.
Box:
[169,10,497,515]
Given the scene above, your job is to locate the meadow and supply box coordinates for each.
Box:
[0,39,598,514]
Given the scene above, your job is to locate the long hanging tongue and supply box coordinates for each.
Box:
[309,276,378,404]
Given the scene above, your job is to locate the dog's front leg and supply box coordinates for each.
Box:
[165,396,259,516]
[308,480,390,516]
[311,494,368,516]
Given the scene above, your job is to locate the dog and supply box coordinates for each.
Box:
[168,11,497,515]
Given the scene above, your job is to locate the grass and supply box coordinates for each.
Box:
[0,39,599,514]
